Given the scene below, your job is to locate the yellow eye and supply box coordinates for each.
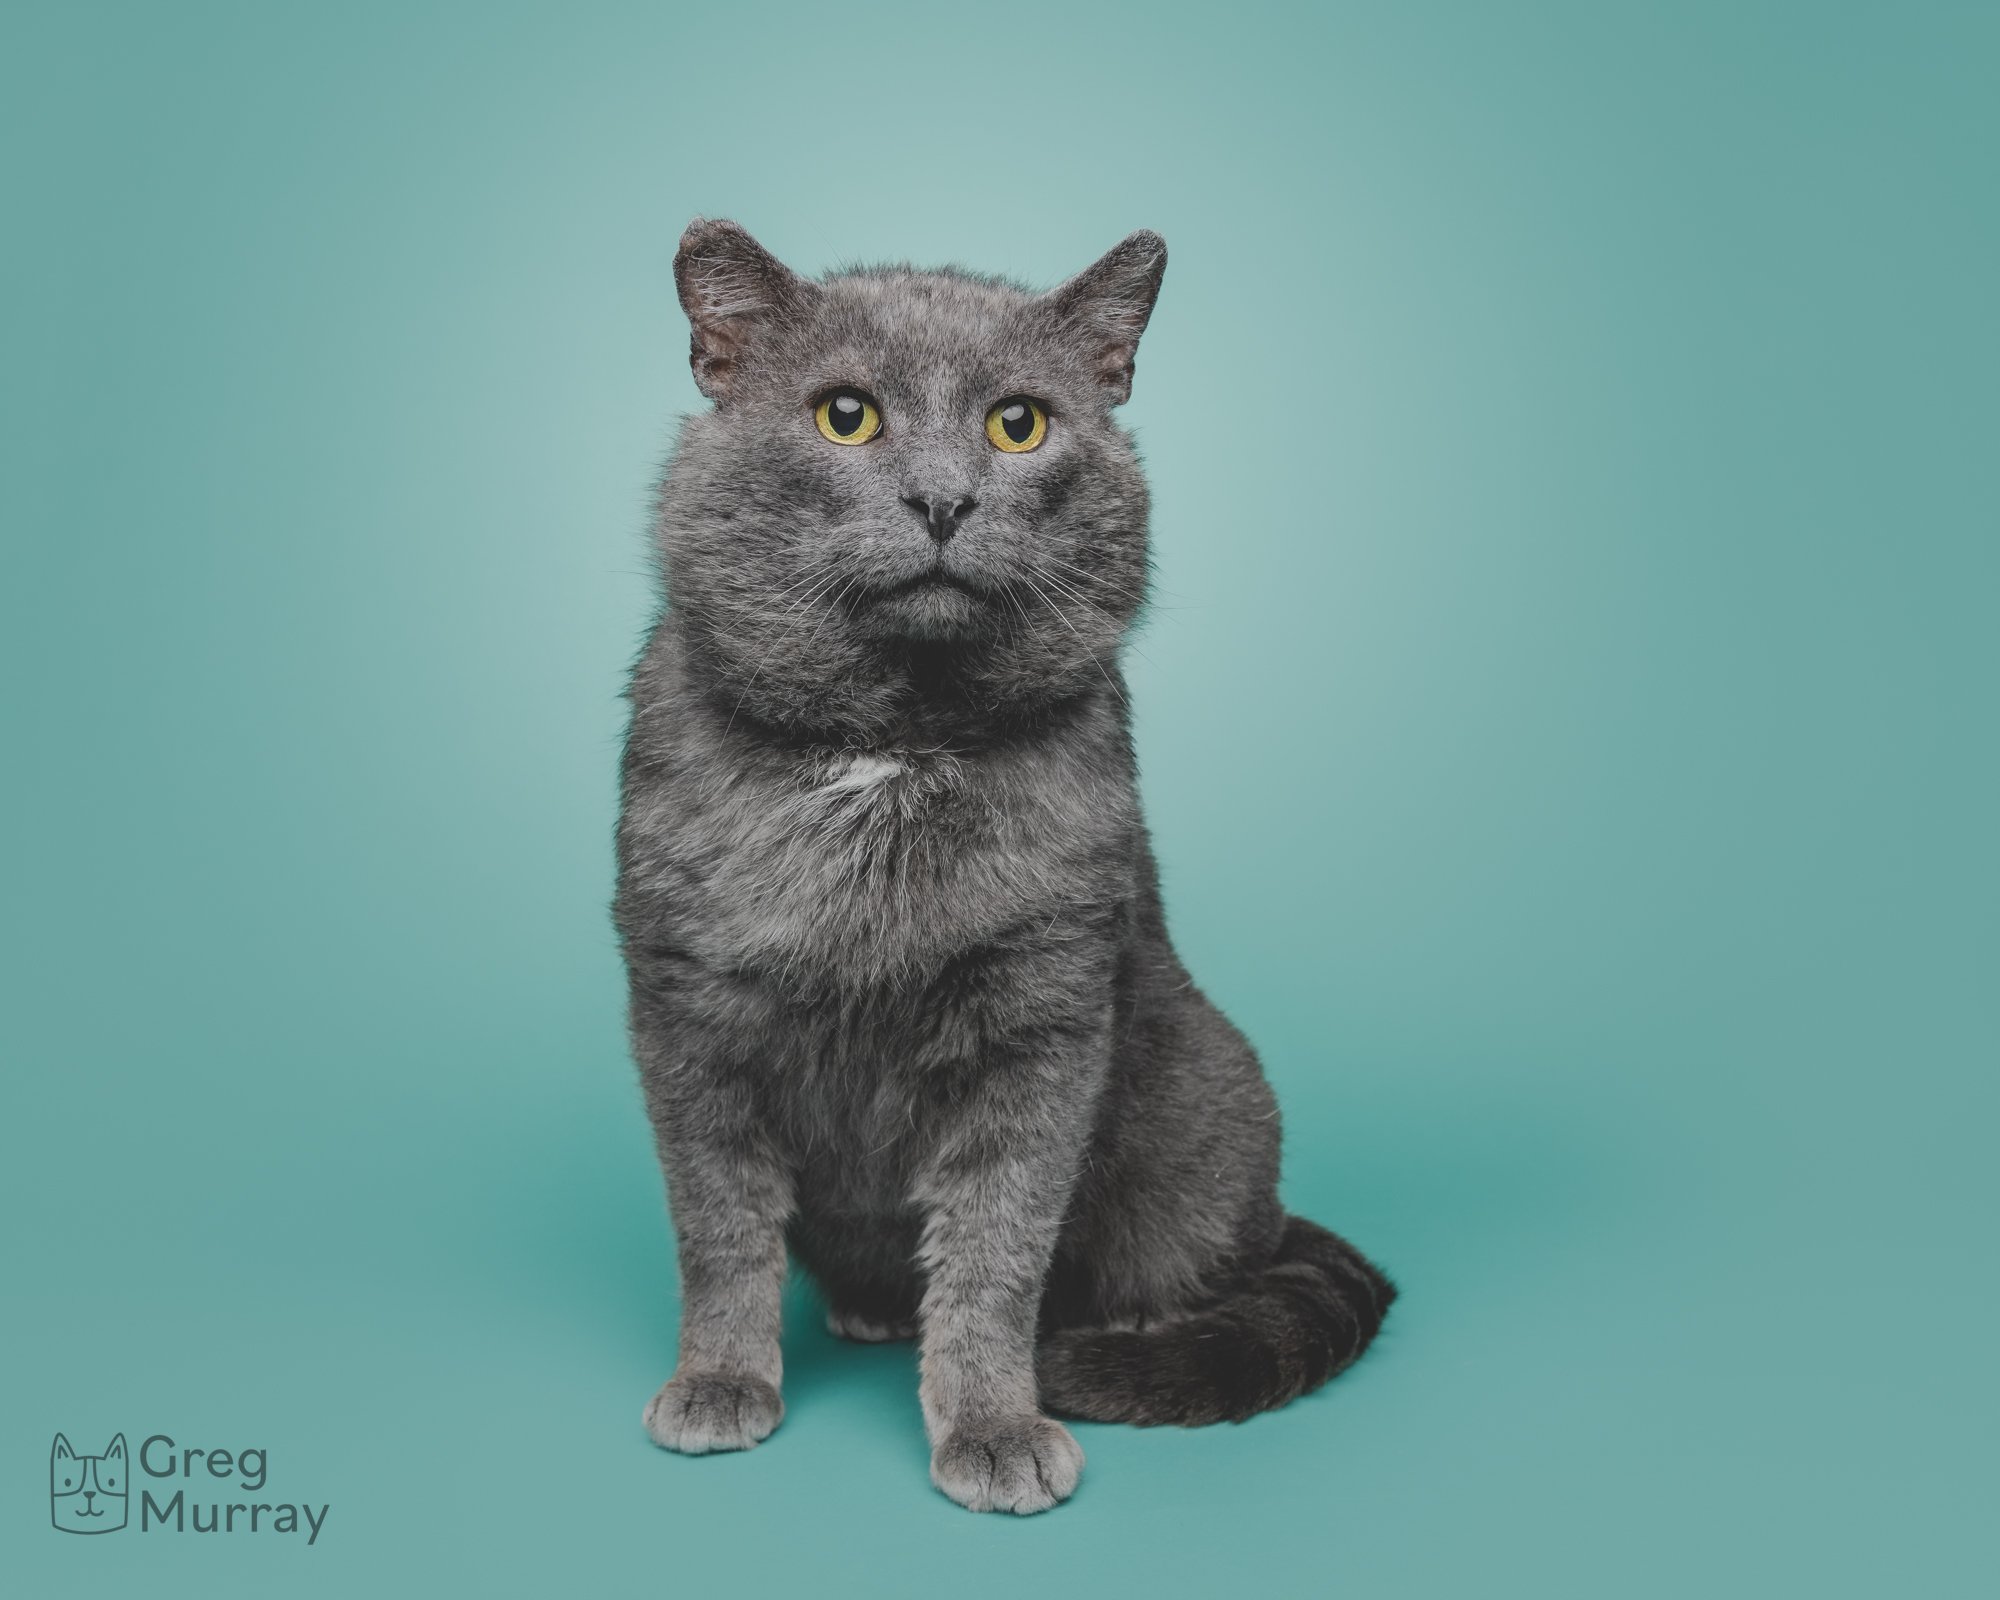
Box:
[814,387,882,445]
[985,397,1047,453]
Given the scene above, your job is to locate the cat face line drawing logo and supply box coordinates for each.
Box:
[52,1433,128,1534]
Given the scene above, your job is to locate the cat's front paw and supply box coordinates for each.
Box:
[643,1371,783,1455]
[930,1414,1084,1514]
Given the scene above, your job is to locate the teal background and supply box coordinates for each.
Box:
[3,2,1993,1595]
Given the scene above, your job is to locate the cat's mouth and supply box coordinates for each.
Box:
[858,567,994,640]
[879,570,987,599]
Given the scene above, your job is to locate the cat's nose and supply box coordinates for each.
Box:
[902,494,975,545]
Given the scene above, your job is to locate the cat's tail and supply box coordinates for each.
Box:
[1034,1216,1396,1426]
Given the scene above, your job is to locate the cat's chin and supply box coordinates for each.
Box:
[860,577,992,641]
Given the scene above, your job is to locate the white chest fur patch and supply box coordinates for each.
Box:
[816,752,906,795]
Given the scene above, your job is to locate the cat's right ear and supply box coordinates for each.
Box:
[52,1434,75,1461]
[1044,230,1168,405]
[674,219,816,404]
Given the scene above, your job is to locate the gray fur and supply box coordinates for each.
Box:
[617,219,1394,1514]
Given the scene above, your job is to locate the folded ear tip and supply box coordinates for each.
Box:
[681,218,783,273]
[677,216,737,256]
[1121,230,1167,273]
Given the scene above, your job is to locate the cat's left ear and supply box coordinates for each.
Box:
[674,218,818,404]
[103,1435,127,1461]
[1044,231,1167,404]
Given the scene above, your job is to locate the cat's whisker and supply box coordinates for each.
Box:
[766,563,838,607]
[1026,556,1141,617]
[1036,553,1116,588]
[997,579,1037,639]
[801,573,863,653]
[1038,552,1146,602]
[1020,560,1105,618]
[724,565,851,735]
[1019,572,1127,709]
[1027,558,1169,676]
[1022,561,1164,677]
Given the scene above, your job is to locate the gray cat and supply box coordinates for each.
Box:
[615,219,1395,1514]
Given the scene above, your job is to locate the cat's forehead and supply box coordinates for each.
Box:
[822,268,1032,327]
[789,269,1065,398]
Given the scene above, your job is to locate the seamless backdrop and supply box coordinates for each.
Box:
[3,3,1994,1597]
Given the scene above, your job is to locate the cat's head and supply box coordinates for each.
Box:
[50,1433,128,1534]
[655,219,1166,737]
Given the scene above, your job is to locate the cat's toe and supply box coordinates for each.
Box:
[825,1308,918,1343]
[930,1415,1083,1514]
[643,1372,783,1454]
